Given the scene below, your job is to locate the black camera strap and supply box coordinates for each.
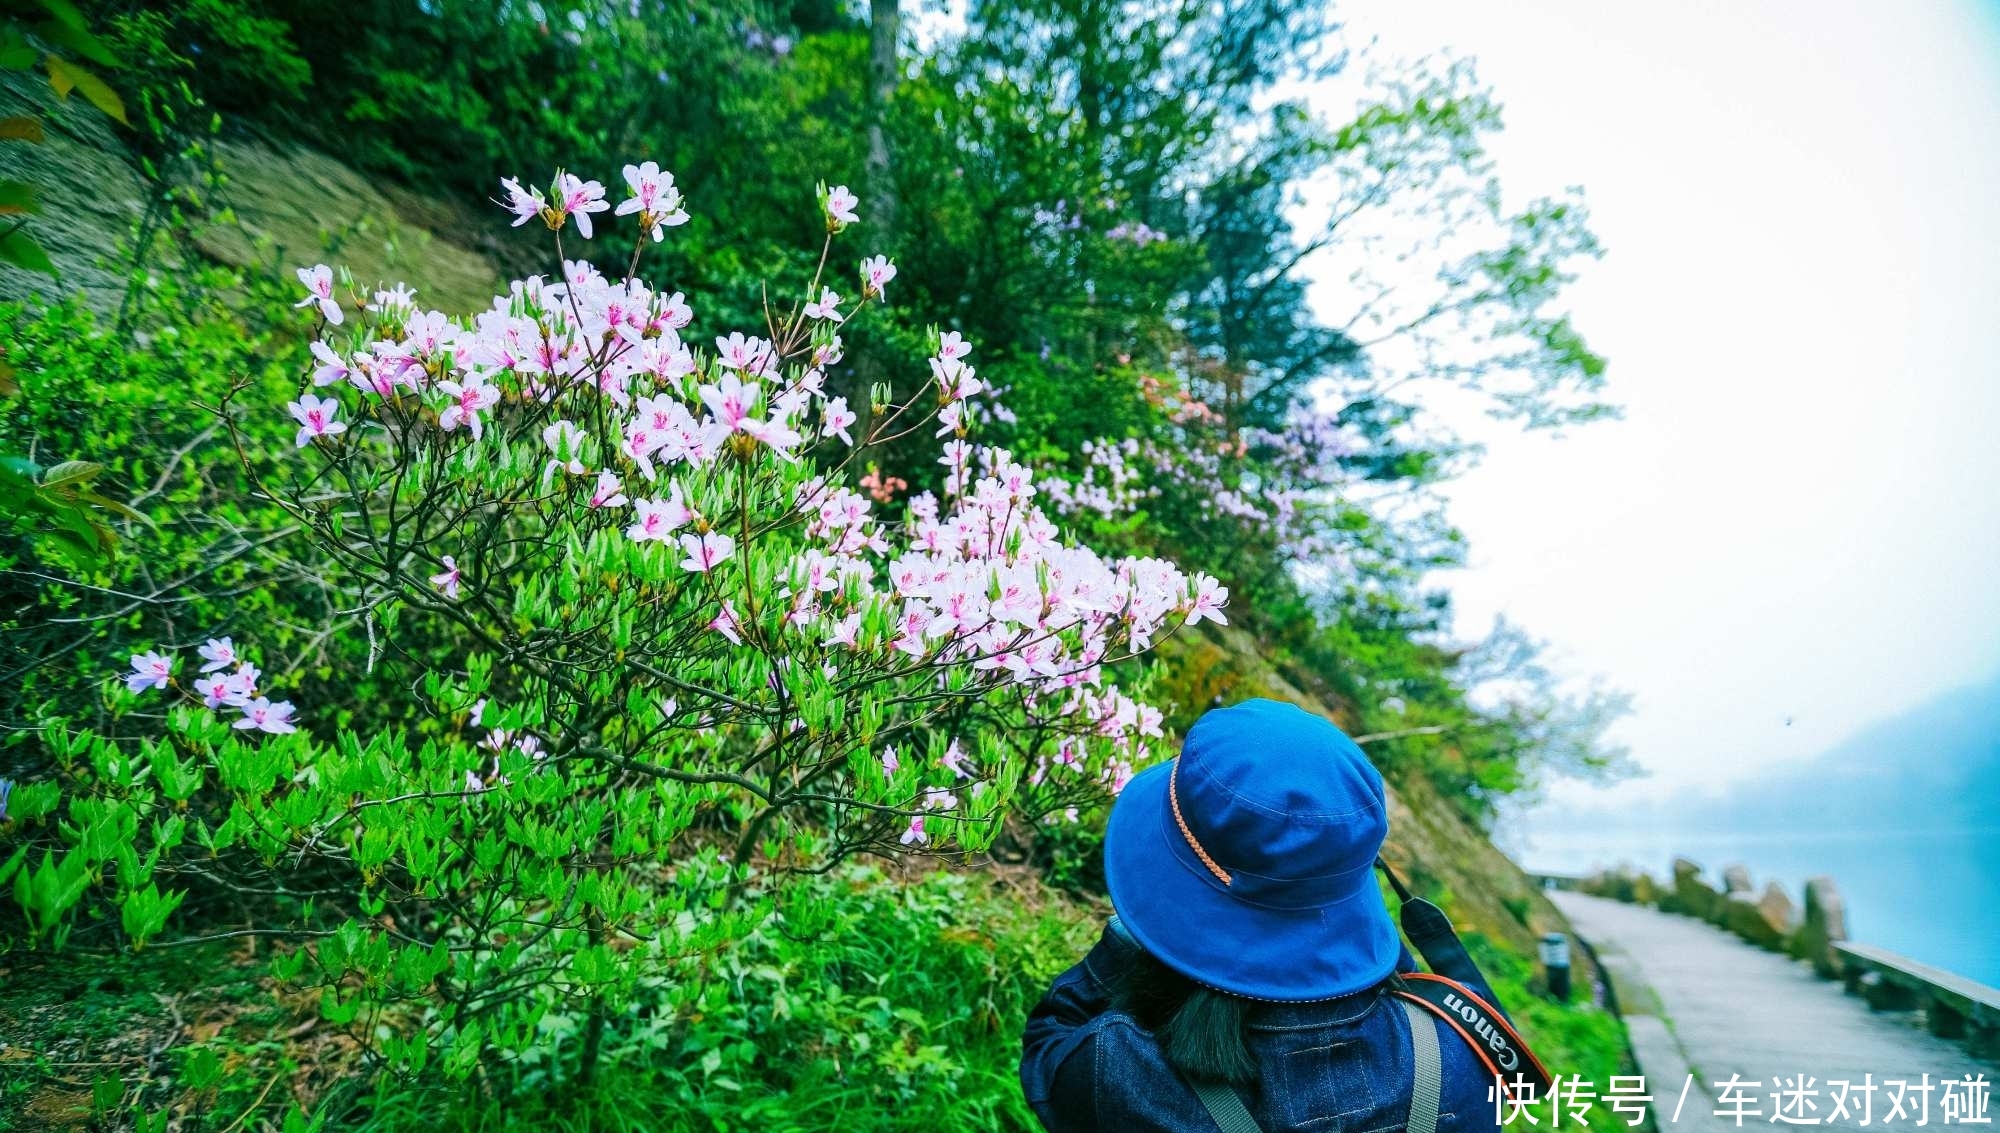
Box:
[1376,859,1555,1094]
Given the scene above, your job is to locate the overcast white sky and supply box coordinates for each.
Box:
[1312,0,2000,810]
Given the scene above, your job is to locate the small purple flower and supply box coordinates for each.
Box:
[0,778,12,822]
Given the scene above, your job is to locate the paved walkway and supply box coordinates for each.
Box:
[1551,891,1990,1129]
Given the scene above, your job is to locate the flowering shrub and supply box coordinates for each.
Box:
[7,167,1223,1083]
[1043,369,1364,586]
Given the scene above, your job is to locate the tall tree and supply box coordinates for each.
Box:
[865,0,900,242]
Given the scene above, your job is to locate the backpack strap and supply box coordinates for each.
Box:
[1394,973,1555,1094]
[1190,1079,1263,1133]
[1188,997,1447,1133]
[1400,998,1444,1133]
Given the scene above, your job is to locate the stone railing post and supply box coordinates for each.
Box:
[1790,876,1848,979]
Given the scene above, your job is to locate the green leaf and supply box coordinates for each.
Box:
[0,116,43,143]
[81,491,149,523]
[0,32,38,71]
[36,522,107,570]
[34,20,120,69]
[0,228,56,275]
[36,0,90,32]
[45,58,125,125]
[39,459,103,490]
[0,181,36,217]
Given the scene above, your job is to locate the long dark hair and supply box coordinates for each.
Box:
[1112,949,1259,1086]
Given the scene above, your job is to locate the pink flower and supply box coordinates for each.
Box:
[287,394,347,448]
[198,637,238,673]
[126,649,175,693]
[626,491,691,543]
[616,161,689,241]
[899,816,927,846]
[437,375,500,440]
[678,531,735,573]
[193,674,236,709]
[825,612,862,648]
[221,664,259,704]
[555,172,610,239]
[880,745,900,776]
[713,333,773,374]
[698,373,756,429]
[429,555,462,599]
[803,287,844,323]
[931,356,983,401]
[498,177,546,227]
[821,397,857,445]
[294,264,343,325]
[1187,575,1229,626]
[859,254,897,300]
[738,416,804,456]
[233,697,298,735]
[542,419,588,477]
[588,470,628,509]
[310,341,350,387]
[711,600,743,645]
[824,184,859,227]
[937,331,971,361]
[941,739,973,780]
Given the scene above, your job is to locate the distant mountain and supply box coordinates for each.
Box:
[1577,673,2000,835]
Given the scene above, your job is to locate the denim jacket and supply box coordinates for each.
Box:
[1021,926,1504,1133]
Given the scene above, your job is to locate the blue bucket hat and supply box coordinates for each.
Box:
[1103,698,1400,1002]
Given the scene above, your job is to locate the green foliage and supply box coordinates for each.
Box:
[0,0,127,276]
[0,0,1637,1122]
[0,283,333,738]
[0,452,147,570]
[1463,932,1629,1089]
[341,865,1091,1133]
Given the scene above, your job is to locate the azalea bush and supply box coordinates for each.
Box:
[1042,369,1364,591]
[1,164,1224,1087]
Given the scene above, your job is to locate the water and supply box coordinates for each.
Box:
[1513,824,2000,987]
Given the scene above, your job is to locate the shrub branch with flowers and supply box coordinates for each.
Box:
[7,166,1224,1084]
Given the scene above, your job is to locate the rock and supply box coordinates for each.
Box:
[1585,866,1640,903]
[1659,857,1721,921]
[1758,881,1797,933]
[1723,891,1787,951]
[2,71,518,319]
[1710,864,1753,926]
[1790,876,1849,978]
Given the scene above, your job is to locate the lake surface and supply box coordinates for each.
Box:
[1512,824,2000,987]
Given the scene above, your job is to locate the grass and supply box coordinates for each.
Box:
[1,864,1631,1132]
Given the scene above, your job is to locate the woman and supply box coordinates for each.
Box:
[1021,698,1504,1132]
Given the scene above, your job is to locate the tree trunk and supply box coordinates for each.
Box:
[865,0,900,243]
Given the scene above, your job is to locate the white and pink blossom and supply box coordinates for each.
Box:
[126,650,175,693]
[287,394,347,448]
[824,184,859,227]
[294,264,343,325]
[678,531,735,573]
[234,698,298,735]
[430,555,462,600]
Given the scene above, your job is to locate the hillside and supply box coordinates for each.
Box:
[0,12,1633,1122]
[0,72,520,317]
[0,73,1592,956]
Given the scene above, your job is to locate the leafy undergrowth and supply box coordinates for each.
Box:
[0,936,361,1131]
[0,865,1625,1133]
[1463,933,1629,1088]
